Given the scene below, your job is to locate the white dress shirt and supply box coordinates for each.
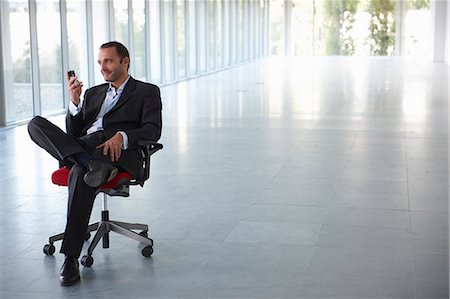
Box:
[68,76,130,149]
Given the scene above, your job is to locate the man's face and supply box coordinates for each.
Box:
[97,47,129,83]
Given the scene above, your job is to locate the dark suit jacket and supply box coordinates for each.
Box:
[65,76,162,177]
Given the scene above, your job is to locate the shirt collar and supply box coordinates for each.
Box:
[107,75,130,94]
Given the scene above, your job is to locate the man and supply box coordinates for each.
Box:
[28,41,162,286]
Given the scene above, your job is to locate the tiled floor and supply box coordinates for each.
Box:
[0,56,448,298]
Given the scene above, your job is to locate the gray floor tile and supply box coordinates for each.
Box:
[316,224,412,252]
[297,274,415,299]
[325,207,410,229]
[410,210,449,231]
[151,216,238,242]
[256,188,334,206]
[410,194,448,212]
[409,226,449,254]
[202,242,315,274]
[337,178,409,196]
[225,221,322,246]
[412,252,449,281]
[306,246,414,280]
[241,203,328,224]
[415,278,450,299]
[332,190,409,210]
[194,268,304,298]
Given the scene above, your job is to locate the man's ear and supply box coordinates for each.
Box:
[124,57,130,68]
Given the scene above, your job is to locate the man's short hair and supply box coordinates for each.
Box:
[100,41,130,70]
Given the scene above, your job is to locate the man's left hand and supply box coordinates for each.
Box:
[97,133,124,162]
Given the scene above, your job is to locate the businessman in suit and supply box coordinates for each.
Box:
[28,41,162,286]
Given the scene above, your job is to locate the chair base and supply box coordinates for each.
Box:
[43,210,153,267]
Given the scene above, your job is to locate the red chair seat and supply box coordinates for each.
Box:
[52,167,133,189]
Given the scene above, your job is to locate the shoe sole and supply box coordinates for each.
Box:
[84,167,118,188]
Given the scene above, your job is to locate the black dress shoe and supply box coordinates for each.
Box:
[83,160,118,188]
[60,256,80,286]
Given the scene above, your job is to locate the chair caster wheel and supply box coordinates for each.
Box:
[142,246,153,257]
[85,232,91,241]
[139,231,148,238]
[81,255,94,267]
[43,244,55,255]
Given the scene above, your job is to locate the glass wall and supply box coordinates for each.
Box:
[148,0,162,84]
[281,0,430,57]
[67,0,88,96]
[92,0,109,85]
[113,0,129,46]
[187,0,197,76]
[1,0,33,123]
[214,0,223,69]
[197,1,207,73]
[163,0,175,82]
[208,0,216,71]
[176,0,186,79]
[404,0,431,56]
[133,0,147,81]
[36,0,64,115]
[269,0,285,55]
[0,0,269,126]
[0,0,440,126]
[236,0,244,62]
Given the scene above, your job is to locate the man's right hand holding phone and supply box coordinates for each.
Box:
[67,70,83,106]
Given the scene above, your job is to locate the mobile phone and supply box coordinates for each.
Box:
[68,70,76,78]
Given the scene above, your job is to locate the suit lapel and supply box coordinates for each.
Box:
[90,84,108,117]
[106,77,136,114]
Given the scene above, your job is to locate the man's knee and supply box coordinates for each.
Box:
[28,115,46,126]
[27,115,46,136]
[69,163,86,179]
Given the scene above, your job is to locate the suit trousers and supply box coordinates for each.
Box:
[28,116,108,257]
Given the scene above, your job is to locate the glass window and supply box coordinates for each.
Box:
[230,1,238,64]
[133,0,146,81]
[255,1,265,58]
[222,0,230,67]
[237,0,244,62]
[1,0,33,123]
[176,0,186,78]
[207,0,216,71]
[241,0,249,61]
[36,0,63,115]
[92,0,109,85]
[404,0,430,56]
[187,0,197,76]
[66,0,88,96]
[149,0,161,83]
[163,0,175,82]
[215,0,222,68]
[365,0,396,56]
[291,0,315,55]
[197,0,207,73]
[269,0,284,55]
[248,1,254,60]
[283,0,399,56]
[113,0,129,46]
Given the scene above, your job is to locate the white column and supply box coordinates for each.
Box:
[431,0,448,62]
[446,0,449,63]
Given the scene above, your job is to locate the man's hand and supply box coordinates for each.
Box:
[67,72,83,106]
[97,133,124,162]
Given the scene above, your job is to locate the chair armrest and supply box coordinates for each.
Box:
[135,140,163,185]
[137,140,163,155]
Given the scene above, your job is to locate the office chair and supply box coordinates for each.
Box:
[42,140,163,267]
